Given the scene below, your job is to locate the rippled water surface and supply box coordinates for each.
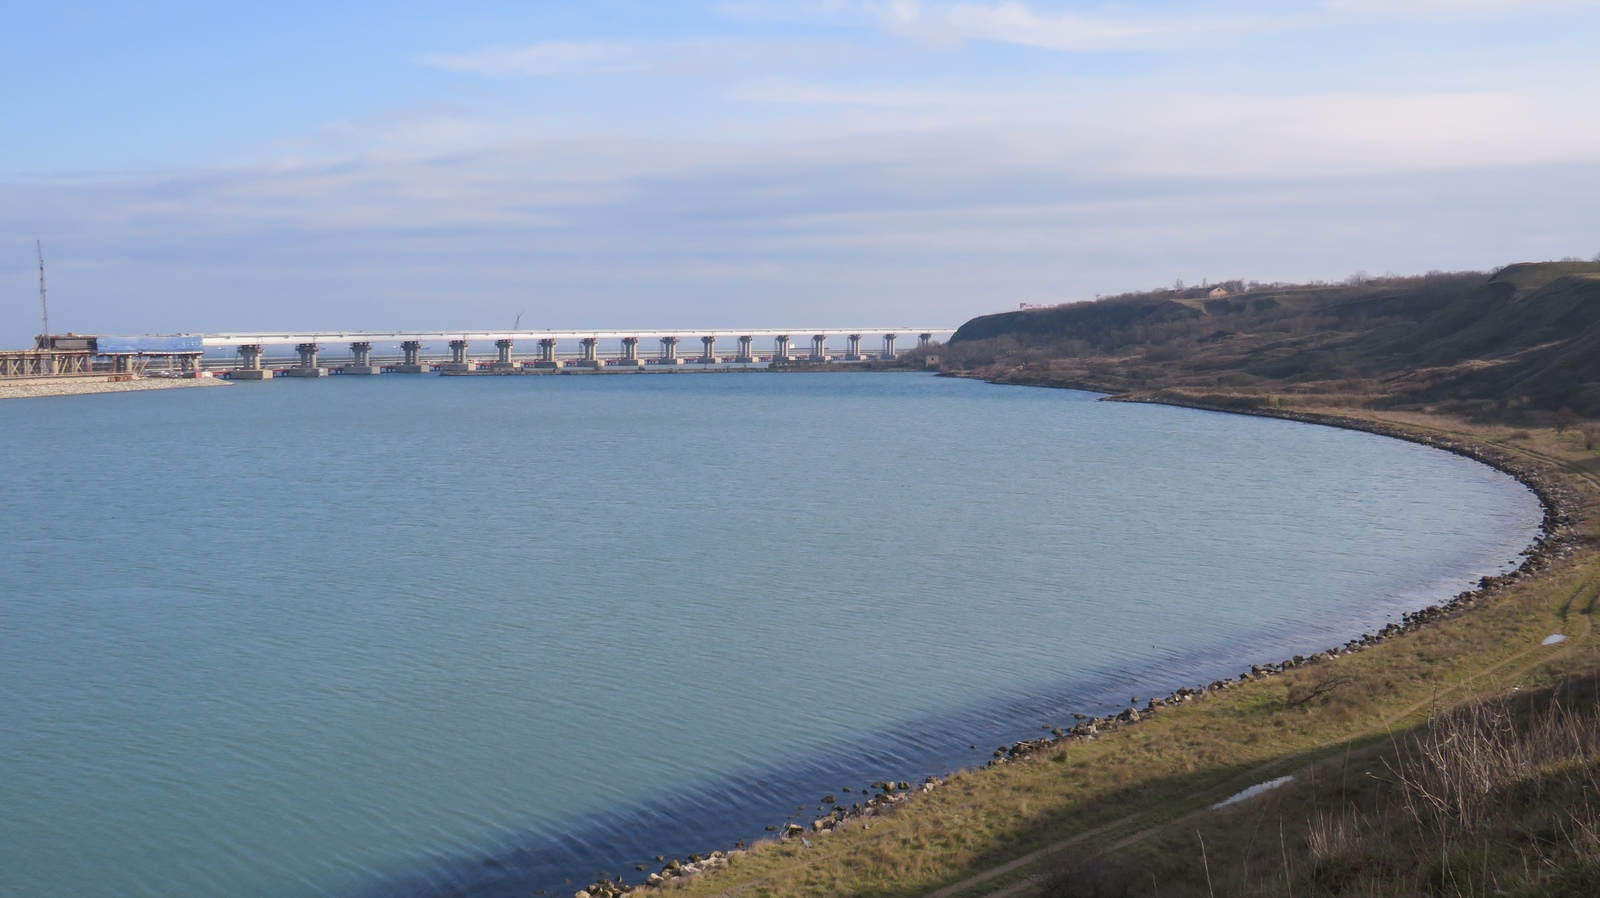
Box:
[0,372,1541,897]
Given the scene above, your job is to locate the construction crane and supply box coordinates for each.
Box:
[35,240,50,349]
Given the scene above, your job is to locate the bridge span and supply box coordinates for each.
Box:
[198,328,954,379]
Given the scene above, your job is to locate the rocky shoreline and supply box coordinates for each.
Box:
[571,392,1579,898]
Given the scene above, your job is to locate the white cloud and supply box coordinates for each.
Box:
[7,131,1598,345]
[420,39,859,78]
[876,1,1220,51]
[1325,0,1595,12]
[422,42,652,77]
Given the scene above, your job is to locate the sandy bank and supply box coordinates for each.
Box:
[0,377,232,401]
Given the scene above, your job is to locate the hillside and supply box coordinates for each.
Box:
[934,261,1600,421]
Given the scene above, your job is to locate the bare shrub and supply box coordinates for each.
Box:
[1286,668,1353,709]
[1582,423,1600,451]
[1554,407,1577,434]
[1389,697,1600,839]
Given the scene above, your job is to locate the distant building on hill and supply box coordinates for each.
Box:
[1209,287,1229,298]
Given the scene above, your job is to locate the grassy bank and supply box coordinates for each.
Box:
[626,404,1599,898]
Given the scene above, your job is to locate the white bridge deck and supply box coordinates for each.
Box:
[201,328,953,346]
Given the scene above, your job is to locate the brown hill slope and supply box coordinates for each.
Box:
[940,262,1600,420]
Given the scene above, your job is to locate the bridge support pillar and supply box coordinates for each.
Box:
[845,333,863,361]
[233,344,271,380]
[529,338,557,369]
[577,337,603,368]
[443,339,474,373]
[918,332,932,348]
[882,333,898,360]
[285,342,328,377]
[810,334,829,362]
[394,340,425,373]
[617,336,644,368]
[736,335,755,363]
[772,335,791,364]
[660,336,683,365]
[700,335,717,364]
[346,341,380,375]
[490,339,519,372]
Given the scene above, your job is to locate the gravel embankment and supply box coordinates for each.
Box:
[0,378,232,400]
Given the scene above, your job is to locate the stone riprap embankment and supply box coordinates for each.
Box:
[0,378,231,400]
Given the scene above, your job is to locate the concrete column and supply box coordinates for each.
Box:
[578,337,602,368]
[660,336,683,365]
[443,339,473,373]
[535,338,559,369]
[234,344,270,379]
[618,336,644,367]
[700,335,717,363]
[396,340,424,373]
[882,333,898,359]
[347,341,380,375]
[287,342,329,378]
[736,335,755,363]
[773,335,791,362]
[810,334,829,361]
[845,333,863,361]
[489,338,519,372]
[919,332,933,348]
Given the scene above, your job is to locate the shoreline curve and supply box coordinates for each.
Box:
[557,384,1576,898]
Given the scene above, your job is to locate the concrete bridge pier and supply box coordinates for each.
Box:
[233,344,271,379]
[394,340,425,373]
[490,339,519,372]
[810,334,830,362]
[443,339,474,373]
[660,336,683,365]
[346,341,381,375]
[618,336,645,367]
[882,333,898,359]
[700,335,717,363]
[845,333,864,361]
[578,337,603,368]
[735,335,756,363]
[285,342,329,377]
[919,333,933,348]
[534,338,559,369]
[772,335,792,364]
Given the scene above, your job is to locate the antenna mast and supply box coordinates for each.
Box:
[36,240,50,348]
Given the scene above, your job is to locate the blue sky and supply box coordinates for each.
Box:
[3,1,1599,342]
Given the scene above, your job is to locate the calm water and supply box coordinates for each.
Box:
[0,372,1541,898]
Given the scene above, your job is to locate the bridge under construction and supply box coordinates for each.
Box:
[1,328,953,383]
